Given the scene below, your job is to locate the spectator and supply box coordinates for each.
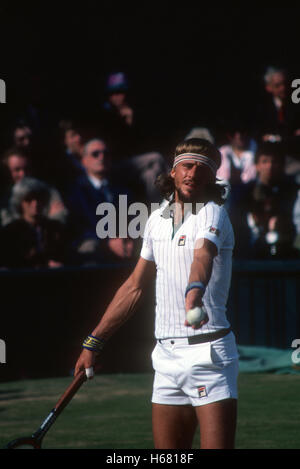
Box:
[104,72,134,127]
[0,148,68,226]
[52,118,87,192]
[99,72,168,203]
[185,126,215,144]
[99,72,138,160]
[0,178,68,269]
[117,149,169,204]
[12,122,34,153]
[229,142,299,259]
[217,123,257,186]
[65,138,135,265]
[256,67,300,151]
[1,148,31,185]
[7,119,56,184]
[60,119,85,161]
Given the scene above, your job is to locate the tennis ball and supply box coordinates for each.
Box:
[186,306,207,325]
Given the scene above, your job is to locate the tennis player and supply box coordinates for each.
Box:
[74,138,239,449]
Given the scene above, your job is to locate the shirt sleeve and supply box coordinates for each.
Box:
[140,216,155,261]
[196,203,229,253]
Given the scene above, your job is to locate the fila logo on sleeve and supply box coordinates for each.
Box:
[209,226,220,236]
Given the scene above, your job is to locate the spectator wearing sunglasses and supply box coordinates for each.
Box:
[65,138,135,265]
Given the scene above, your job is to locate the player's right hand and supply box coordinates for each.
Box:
[74,349,96,379]
[185,288,204,315]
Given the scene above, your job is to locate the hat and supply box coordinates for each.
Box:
[106,72,128,94]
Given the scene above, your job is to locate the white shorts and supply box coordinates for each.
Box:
[151,332,239,407]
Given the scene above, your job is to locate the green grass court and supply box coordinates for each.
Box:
[0,372,299,449]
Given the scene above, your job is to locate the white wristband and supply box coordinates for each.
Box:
[85,367,94,379]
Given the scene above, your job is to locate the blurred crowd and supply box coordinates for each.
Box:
[0,67,300,270]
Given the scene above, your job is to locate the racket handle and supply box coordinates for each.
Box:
[31,370,87,442]
[5,370,89,447]
[54,370,87,415]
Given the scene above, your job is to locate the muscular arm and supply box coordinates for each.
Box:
[75,257,156,375]
[189,238,217,286]
[92,257,155,340]
[185,238,217,328]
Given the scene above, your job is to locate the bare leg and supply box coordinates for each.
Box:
[152,403,198,449]
[195,398,237,449]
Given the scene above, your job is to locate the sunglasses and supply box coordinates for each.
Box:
[90,149,108,158]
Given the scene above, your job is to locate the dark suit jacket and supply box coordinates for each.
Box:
[65,173,130,247]
[256,95,300,139]
[0,217,67,268]
[227,176,299,259]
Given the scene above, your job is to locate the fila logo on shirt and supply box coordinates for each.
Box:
[178,235,186,246]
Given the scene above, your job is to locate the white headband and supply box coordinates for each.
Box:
[173,152,218,176]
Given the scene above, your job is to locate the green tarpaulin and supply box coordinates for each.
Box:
[237,345,300,374]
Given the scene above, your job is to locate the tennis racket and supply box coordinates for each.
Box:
[5,370,87,449]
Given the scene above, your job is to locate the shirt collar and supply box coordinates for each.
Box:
[273,96,283,109]
[87,175,108,190]
[160,194,204,219]
[160,197,173,219]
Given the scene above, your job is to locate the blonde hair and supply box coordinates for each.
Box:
[175,138,221,170]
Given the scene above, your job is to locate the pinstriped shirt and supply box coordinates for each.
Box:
[140,201,234,339]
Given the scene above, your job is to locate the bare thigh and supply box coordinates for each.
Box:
[152,403,198,449]
[195,398,238,449]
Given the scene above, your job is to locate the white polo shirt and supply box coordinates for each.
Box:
[141,200,235,339]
